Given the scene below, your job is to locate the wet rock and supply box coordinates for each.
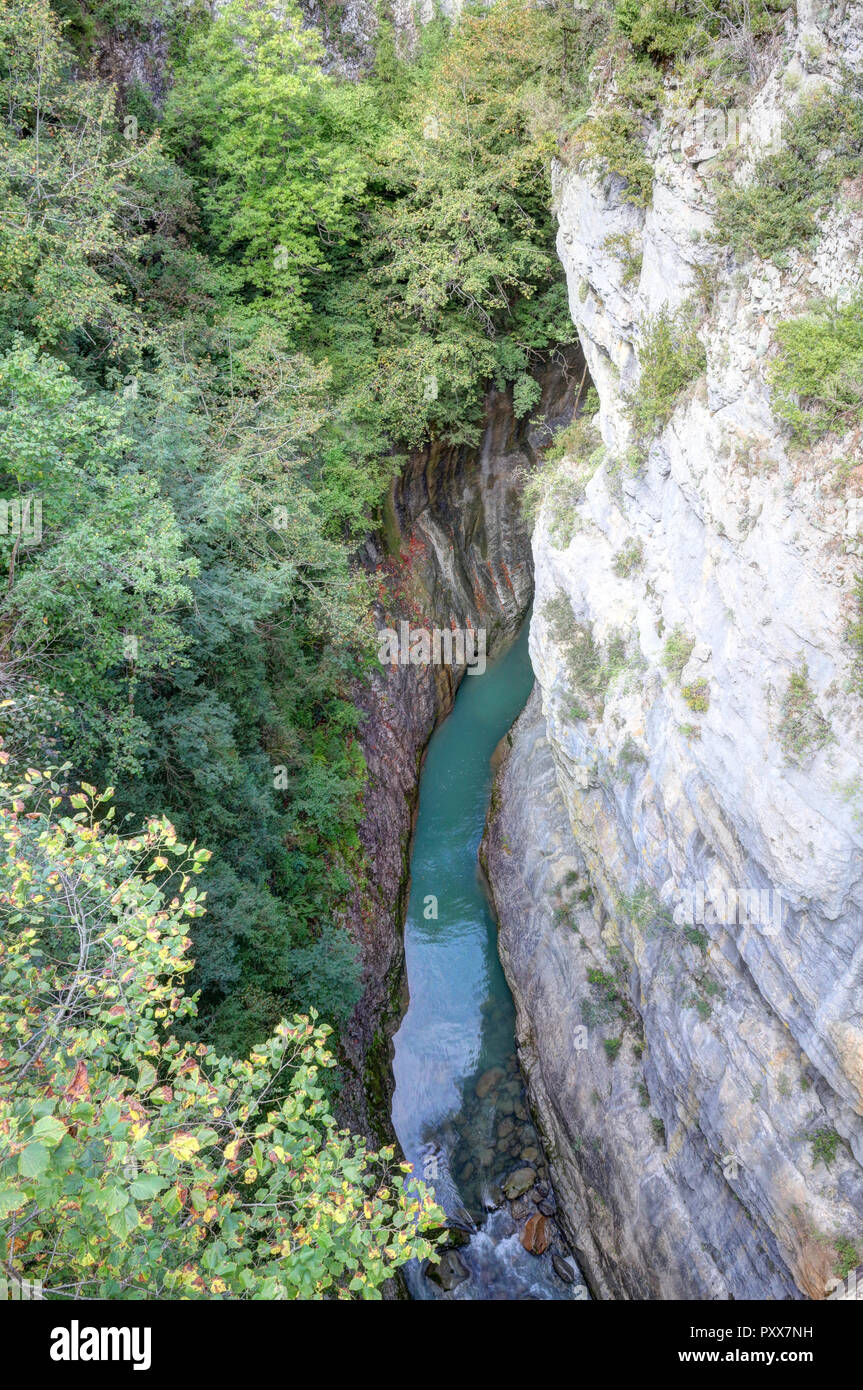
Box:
[553,1254,576,1284]
[426,1250,470,1292]
[481,1183,503,1211]
[522,1146,540,1164]
[521,1213,551,1256]
[510,1198,529,1220]
[475,1067,504,1100]
[502,1166,536,1199]
[497,1116,514,1140]
[537,1197,556,1217]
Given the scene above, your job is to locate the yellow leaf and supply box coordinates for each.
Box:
[169,1133,200,1162]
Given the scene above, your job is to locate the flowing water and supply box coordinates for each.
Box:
[391,617,586,1300]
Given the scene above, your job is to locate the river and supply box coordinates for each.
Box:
[391,616,586,1299]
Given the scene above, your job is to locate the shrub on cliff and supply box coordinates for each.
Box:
[769,295,863,445]
[777,666,832,763]
[629,304,706,440]
[615,0,792,68]
[570,107,655,207]
[614,0,698,60]
[713,86,863,263]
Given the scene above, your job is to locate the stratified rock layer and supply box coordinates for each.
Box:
[486,2,863,1300]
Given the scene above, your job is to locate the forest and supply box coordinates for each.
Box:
[0,0,581,1297]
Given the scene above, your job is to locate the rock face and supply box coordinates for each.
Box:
[95,24,171,106]
[339,357,579,1141]
[299,0,465,77]
[484,692,800,1298]
[485,3,863,1300]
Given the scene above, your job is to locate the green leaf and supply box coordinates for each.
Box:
[0,1188,26,1217]
[129,1174,167,1200]
[30,1115,66,1146]
[18,1142,49,1178]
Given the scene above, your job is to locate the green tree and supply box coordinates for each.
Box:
[165,0,370,334]
[321,0,576,446]
[0,0,173,358]
[0,343,196,774]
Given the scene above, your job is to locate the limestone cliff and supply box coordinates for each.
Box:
[485,0,863,1299]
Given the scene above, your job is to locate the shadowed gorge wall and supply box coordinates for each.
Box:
[339,351,581,1140]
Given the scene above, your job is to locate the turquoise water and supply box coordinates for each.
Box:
[391,618,585,1298]
[391,620,534,1177]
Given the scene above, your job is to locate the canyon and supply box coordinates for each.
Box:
[346,0,863,1301]
[92,0,863,1301]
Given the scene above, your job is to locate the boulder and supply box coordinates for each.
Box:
[521,1213,550,1256]
[502,1166,536,1200]
[475,1067,504,1100]
[426,1250,470,1292]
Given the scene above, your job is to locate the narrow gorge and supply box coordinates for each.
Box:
[345,0,863,1302]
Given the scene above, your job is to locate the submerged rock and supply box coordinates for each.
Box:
[426,1250,470,1292]
[502,1166,536,1200]
[475,1067,505,1100]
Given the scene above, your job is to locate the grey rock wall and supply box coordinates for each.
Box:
[486,0,863,1299]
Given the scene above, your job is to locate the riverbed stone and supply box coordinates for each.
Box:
[521,1213,551,1256]
[502,1166,536,1199]
[426,1250,470,1292]
[475,1067,504,1100]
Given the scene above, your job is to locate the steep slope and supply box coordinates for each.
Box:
[485,0,863,1299]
